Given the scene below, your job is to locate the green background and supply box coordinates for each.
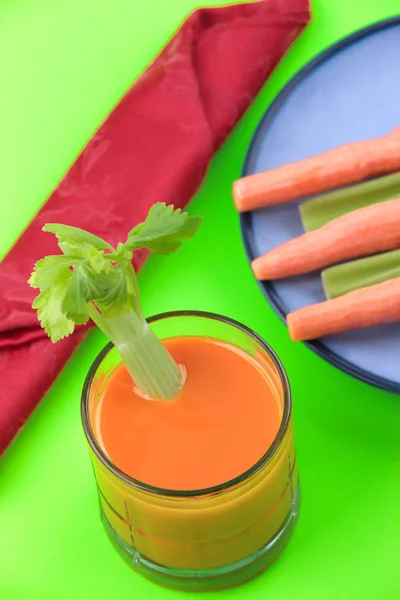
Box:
[1,0,399,598]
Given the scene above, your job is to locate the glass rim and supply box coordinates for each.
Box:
[81,310,292,498]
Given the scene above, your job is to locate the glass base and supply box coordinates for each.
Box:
[101,484,300,592]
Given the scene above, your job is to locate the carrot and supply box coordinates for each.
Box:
[234,127,400,212]
[252,198,400,280]
[287,277,400,341]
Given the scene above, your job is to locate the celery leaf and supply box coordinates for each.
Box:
[32,269,75,342]
[125,203,202,254]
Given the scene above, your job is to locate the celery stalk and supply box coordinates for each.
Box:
[88,304,181,399]
[29,203,202,401]
[300,171,400,232]
[322,250,400,299]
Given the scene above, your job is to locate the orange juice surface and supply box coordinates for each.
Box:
[95,336,281,490]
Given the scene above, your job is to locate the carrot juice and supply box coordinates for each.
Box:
[82,312,299,591]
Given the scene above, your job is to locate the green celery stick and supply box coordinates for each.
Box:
[322,250,400,299]
[29,203,202,400]
[300,171,400,231]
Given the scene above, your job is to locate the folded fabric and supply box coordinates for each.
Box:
[0,0,310,454]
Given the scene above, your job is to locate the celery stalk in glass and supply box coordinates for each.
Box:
[29,203,202,400]
[322,249,400,299]
[300,171,400,232]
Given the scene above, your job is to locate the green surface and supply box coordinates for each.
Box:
[1,0,400,598]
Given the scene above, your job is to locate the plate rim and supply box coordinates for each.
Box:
[239,15,400,395]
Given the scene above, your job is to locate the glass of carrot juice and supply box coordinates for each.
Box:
[81,310,299,592]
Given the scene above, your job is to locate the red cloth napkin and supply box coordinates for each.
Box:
[0,0,310,454]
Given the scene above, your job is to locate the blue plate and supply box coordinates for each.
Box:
[240,17,400,394]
